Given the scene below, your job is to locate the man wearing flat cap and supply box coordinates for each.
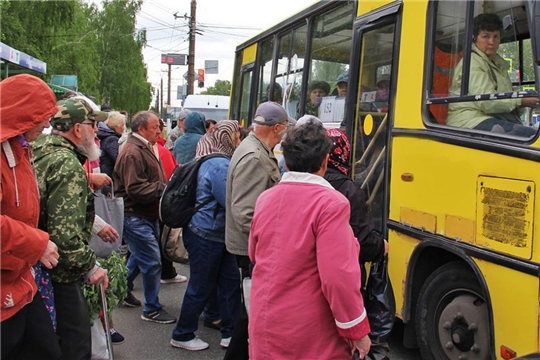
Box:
[224,101,295,358]
[32,98,109,360]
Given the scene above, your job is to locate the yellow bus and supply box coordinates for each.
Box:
[230,0,540,359]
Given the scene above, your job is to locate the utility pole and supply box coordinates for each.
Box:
[160,77,164,119]
[167,64,172,107]
[187,0,196,95]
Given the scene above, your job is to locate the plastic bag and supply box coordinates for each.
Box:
[90,317,110,360]
[363,257,395,344]
[89,189,124,258]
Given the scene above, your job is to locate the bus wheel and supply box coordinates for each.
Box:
[415,261,490,360]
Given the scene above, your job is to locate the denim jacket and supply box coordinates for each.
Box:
[188,156,229,243]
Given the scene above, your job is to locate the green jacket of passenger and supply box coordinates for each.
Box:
[32,134,97,283]
[447,43,522,129]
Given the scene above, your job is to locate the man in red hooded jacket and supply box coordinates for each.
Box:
[0,74,62,360]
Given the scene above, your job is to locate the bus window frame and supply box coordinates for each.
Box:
[230,51,243,120]
[422,0,540,144]
[237,62,256,125]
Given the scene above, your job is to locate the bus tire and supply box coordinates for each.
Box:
[415,261,491,360]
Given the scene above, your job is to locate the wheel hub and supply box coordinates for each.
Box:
[438,294,489,360]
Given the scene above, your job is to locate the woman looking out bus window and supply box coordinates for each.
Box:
[446,13,539,137]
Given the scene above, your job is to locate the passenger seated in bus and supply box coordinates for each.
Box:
[334,71,348,98]
[446,13,539,137]
[304,80,330,116]
[261,83,283,104]
[375,79,389,102]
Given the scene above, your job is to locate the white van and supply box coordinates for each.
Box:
[182,95,230,121]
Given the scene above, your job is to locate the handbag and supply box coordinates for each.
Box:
[160,225,189,263]
[89,186,124,258]
[363,257,395,344]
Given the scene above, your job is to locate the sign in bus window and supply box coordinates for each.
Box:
[318,97,345,126]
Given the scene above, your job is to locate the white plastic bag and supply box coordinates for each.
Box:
[91,318,110,360]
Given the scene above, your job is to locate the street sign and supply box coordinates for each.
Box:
[205,60,218,74]
[161,53,187,65]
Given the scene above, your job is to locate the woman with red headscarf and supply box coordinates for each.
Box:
[323,128,388,275]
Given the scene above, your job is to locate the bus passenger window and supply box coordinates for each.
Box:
[305,1,354,126]
[427,0,539,138]
[276,25,307,119]
[258,38,276,105]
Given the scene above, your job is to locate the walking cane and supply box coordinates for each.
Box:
[99,282,115,360]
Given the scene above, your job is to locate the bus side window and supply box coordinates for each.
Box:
[426,0,538,138]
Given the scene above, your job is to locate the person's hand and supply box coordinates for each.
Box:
[40,240,59,269]
[90,173,112,189]
[351,335,371,359]
[383,239,389,257]
[97,224,119,243]
[521,97,539,108]
[88,267,109,290]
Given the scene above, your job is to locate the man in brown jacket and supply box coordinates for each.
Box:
[113,111,176,324]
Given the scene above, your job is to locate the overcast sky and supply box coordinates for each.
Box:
[136,0,316,101]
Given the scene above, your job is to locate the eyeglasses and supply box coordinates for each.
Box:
[80,121,97,127]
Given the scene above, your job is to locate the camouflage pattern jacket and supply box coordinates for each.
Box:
[32,134,97,283]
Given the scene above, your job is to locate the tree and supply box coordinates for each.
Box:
[0,0,152,113]
[200,80,231,96]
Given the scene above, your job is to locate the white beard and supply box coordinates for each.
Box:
[78,128,101,161]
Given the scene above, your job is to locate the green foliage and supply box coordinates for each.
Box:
[1,0,152,113]
[310,60,347,85]
[82,251,128,321]
[201,80,231,96]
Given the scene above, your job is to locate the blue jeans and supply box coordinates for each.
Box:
[124,216,162,312]
[172,227,241,341]
[204,288,221,323]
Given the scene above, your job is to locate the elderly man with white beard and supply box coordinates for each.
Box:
[32,98,109,360]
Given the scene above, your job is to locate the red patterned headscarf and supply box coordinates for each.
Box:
[195,120,239,159]
[326,128,351,175]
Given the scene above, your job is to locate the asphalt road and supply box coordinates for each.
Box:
[111,263,421,360]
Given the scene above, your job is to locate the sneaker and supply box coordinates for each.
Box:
[141,308,176,324]
[110,328,125,345]
[220,337,231,348]
[160,274,188,284]
[170,337,209,351]
[123,293,141,307]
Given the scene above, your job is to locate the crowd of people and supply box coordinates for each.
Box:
[1,73,390,360]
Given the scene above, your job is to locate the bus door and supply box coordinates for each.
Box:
[230,45,257,127]
[346,3,402,235]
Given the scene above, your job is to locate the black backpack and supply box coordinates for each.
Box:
[159,153,227,228]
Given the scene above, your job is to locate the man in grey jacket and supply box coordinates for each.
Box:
[224,101,294,359]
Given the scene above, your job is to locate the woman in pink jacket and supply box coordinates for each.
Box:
[248,120,371,359]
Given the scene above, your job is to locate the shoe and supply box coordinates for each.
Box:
[123,293,141,307]
[203,319,221,330]
[141,308,176,324]
[170,337,209,351]
[220,337,231,348]
[110,328,125,345]
[160,274,188,284]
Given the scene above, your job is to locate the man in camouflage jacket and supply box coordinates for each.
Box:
[32,98,109,360]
